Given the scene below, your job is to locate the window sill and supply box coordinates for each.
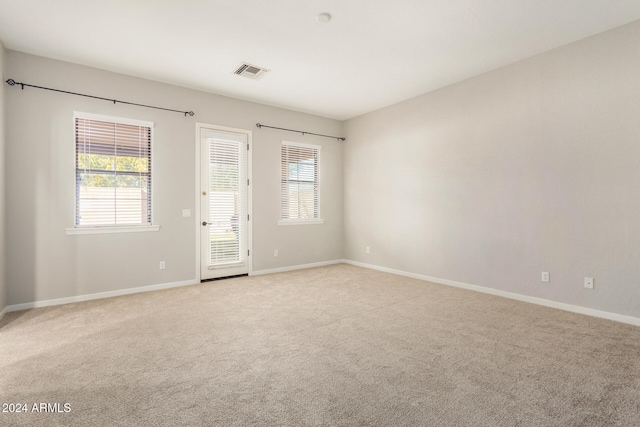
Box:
[278,219,324,226]
[65,225,161,235]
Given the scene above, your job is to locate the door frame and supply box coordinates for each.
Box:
[195,122,252,281]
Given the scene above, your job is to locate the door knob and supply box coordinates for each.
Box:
[202,221,209,226]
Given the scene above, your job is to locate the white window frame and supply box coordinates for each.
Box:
[66,112,159,235]
[278,140,324,226]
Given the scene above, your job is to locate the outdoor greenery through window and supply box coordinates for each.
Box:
[280,141,320,222]
[75,114,153,227]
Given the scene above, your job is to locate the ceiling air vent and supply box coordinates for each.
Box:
[234,63,269,80]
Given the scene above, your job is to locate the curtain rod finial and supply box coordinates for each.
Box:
[6,79,16,86]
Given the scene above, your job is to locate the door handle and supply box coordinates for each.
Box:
[202,221,209,226]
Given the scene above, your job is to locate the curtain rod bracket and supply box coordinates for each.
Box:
[7,79,24,90]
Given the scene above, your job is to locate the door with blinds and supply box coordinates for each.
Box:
[200,127,249,280]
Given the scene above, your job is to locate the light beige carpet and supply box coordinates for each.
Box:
[1,264,639,426]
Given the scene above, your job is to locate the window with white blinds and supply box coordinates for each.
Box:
[74,114,153,227]
[280,141,322,224]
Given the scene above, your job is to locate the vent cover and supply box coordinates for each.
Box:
[234,63,269,80]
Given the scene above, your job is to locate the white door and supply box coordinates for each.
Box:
[200,127,249,280]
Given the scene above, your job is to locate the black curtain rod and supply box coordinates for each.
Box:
[5,79,195,117]
[256,123,345,141]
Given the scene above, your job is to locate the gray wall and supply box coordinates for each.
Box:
[0,41,6,314]
[344,21,640,318]
[5,20,640,321]
[5,51,343,305]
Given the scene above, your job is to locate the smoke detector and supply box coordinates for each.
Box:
[233,63,269,80]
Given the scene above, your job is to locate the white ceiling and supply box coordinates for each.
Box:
[1,1,640,120]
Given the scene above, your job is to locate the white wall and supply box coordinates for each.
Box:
[0,41,6,316]
[5,51,343,306]
[344,20,640,319]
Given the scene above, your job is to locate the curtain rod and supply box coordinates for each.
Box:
[5,79,195,117]
[256,123,345,141]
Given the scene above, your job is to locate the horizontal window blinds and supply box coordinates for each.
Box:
[205,131,247,266]
[281,142,320,220]
[75,116,152,226]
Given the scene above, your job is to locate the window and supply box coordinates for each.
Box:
[68,113,157,234]
[279,141,323,225]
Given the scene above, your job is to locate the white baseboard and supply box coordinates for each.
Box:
[344,259,640,328]
[8,260,638,328]
[251,259,345,276]
[6,279,197,313]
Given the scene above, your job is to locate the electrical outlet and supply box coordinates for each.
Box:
[584,277,594,289]
[366,246,371,254]
[159,261,166,270]
[182,209,191,217]
[541,272,550,283]
[274,249,278,257]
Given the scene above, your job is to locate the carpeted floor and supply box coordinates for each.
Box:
[1,263,639,426]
